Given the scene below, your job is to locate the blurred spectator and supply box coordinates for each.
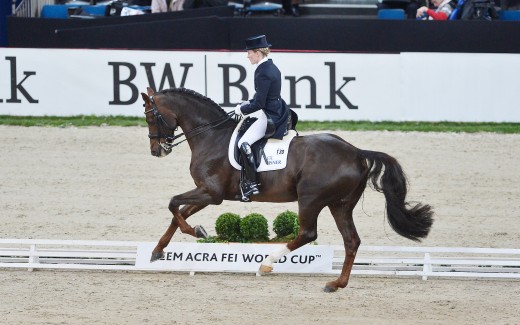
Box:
[416,0,455,19]
[377,0,426,19]
[151,0,184,12]
[458,0,498,19]
[282,0,301,16]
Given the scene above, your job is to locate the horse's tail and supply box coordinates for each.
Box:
[358,149,434,242]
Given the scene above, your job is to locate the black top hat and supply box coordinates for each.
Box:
[245,35,272,50]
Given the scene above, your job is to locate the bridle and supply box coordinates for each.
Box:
[144,95,234,152]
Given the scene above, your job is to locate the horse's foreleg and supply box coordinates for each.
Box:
[324,203,360,293]
[169,206,199,238]
[151,218,179,262]
[258,203,320,275]
[150,204,207,262]
[169,188,218,238]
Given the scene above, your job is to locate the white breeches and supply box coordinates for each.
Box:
[237,109,268,148]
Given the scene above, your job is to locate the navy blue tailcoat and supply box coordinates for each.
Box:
[240,59,289,140]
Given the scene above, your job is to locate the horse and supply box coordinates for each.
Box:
[140,87,434,292]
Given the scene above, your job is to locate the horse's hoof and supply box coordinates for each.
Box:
[323,282,339,293]
[323,285,338,293]
[195,225,208,238]
[258,264,273,275]
[150,251,164,262]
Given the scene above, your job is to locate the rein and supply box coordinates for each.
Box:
[145,95,234,151]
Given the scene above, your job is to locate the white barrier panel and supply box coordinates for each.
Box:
[331,245,520,280]
[1,239,520,280]
[136,242,333,273]
[400,52,520,122]
[1,48,519,122]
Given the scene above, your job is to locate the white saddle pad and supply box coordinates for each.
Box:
[228,119,297,172]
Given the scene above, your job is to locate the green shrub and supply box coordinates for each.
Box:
[240,213,269,242]
[273,210,299,237]
[215,212,242,242]
[292,215,300,238]
[197,235,228,243]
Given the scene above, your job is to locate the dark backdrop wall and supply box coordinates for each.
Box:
[1,1,13,47]
[7,7,520,53]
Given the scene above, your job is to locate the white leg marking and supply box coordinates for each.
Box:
[261,246,291,268]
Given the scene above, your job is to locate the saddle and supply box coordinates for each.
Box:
[233,109,298,168]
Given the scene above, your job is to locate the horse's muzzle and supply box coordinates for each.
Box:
[151,145,172,158]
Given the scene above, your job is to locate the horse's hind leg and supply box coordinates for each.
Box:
[259,202,320,274]
[324,202,360,292]
[150,204,207,262]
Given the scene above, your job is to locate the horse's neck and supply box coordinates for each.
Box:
[175,106,233,155]
[187,124,233,158]
[174,96,221,130]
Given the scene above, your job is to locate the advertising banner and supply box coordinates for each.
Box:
[1,48,519,122]
[135,242,334,274]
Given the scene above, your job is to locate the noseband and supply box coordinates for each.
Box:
[144,95,178,152]
[144,95,233,151]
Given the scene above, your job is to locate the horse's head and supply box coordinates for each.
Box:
[141,87,178,158]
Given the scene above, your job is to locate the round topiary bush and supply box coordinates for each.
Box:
[273,210,299,237]
[292,215,300,238]
[240,213,269,242]
[215,212,242,242]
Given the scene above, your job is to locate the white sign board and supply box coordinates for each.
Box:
[1,48,519,122]
[135,242,334,274]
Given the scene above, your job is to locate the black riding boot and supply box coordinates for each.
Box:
[239,142,260,201]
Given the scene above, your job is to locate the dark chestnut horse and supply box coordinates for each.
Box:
[141,87,433,292]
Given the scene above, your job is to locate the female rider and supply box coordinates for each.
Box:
[235,35,290,201]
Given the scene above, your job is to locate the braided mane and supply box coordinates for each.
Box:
[159,88,229,117]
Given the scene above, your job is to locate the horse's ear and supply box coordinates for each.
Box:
[141,92,150,106]
[147,87,155,96]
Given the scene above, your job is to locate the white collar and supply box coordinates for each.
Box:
[256,57,269,67]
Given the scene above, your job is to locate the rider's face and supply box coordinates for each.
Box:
[247,50,263,65]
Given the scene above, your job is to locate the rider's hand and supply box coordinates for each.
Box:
[234,104,243,116]
[240,100,250,108]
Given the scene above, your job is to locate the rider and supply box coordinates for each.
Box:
[235,34,290,201]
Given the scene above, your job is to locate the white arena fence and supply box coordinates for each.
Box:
[1,239,520,280]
